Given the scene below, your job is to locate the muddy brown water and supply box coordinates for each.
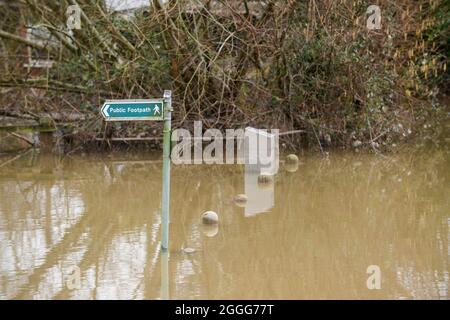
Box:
[0,148,448,299]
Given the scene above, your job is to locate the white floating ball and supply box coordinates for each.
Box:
[233,194,248,207]
[202,211,219,225]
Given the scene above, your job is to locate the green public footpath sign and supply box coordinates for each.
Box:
[101,99,164,121]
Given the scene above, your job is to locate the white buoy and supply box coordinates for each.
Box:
[202,211,219,225]
[285,154,299,173]
[233,194,248,207]
[286,154,299,164]
[182,247,196,254]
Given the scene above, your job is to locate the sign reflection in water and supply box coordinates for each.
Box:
[243,128,279,217]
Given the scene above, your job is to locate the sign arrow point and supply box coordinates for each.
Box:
[102,104,110,117]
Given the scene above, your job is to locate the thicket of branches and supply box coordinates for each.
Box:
[0,0,448,150]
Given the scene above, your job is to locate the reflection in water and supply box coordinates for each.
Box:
[0,148,449,299]
[244,171,274,217]
[243,127,278,217]
[161,250,169,300]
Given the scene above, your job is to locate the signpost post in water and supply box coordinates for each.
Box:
[100,91,172,251]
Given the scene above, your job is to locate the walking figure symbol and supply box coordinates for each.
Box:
[154,105,161,115]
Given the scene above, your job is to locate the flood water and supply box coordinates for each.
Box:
[0,147,448,300]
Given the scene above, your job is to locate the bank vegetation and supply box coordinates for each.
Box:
[0,0,449,152]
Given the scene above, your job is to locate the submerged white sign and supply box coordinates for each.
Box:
[171,122,279,170]
[171,123,279,217]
